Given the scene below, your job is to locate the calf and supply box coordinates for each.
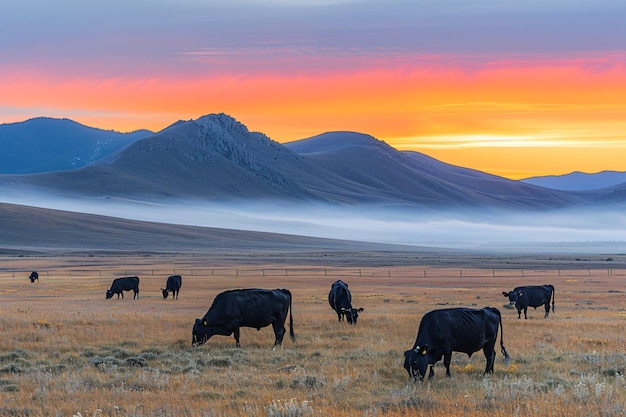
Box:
[328,280,363,324]
[106,276,140,300]
[502,284,555,319]
[29,271,39,283]
[161,275,182,299]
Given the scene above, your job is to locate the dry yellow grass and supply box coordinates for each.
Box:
[0,254,624,416]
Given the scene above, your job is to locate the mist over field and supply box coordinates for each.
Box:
[3,187,625,253]
[1,115,625,254]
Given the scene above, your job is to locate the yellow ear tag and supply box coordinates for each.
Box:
[420,347,427,355]
[202,318,208,326]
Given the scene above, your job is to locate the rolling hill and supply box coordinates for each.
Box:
[285,131,580,210]
[0,114,583,211]
[521,171,626,191]
[0,117,151,174]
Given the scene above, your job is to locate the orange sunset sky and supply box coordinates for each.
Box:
[2,1,626,179]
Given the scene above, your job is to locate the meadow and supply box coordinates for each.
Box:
[0,253,624,416]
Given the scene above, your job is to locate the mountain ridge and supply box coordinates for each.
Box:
[521,170,626,191]
[0,113,621,211]
[0,117,152,174]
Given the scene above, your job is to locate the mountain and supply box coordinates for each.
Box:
[285,131,580,210]
[0,114,371,202]
[521,171,626,191]
[0,117,151,174]
[0,113,595,211]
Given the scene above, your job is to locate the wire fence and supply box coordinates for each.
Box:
[1,267,625,280]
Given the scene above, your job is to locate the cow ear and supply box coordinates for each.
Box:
[341,308,348,312]
[202,318,208,326]
[518,290,524,296]
[419,345,428,355]
[502,292,509,297]
[357,308,364,312]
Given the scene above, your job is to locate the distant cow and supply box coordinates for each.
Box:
[403,307,510,380]
[502,284,555,319]
[106,276,140,300]
[328,280,364,324]
[29,271,39,283]
[192,288,295,348]
[161,275,182,299]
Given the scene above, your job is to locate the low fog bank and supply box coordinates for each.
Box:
[2,189,626,254]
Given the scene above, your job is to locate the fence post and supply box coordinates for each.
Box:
[460,269,463,278]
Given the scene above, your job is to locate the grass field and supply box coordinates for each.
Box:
[0,254,624,416]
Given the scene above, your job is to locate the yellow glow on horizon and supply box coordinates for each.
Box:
[2,55,626,179]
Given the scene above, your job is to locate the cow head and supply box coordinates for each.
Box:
[502,290,523,306]
[192,318,210,346]
[161,288,169,299]
[404,345,429,381]
[342,307,364,324]
[105,290,114,300]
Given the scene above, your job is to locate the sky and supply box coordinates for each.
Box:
[2,0,626,179]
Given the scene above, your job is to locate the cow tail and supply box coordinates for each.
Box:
[493,307,511,364]
[547,284,555,313]
[280,289,296,343]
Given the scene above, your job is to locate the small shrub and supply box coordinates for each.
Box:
[125,356,147,367]
[265,399,316,417]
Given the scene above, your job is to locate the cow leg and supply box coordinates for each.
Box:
[234,328,241,347]
[443,353,453,378]
[516,308,521,319]
[483,348,496,373]
[428,365,435,379]
[523,307,528,319]
[119,292,123,299]
[544,303,550,318]
[272,321,287,349]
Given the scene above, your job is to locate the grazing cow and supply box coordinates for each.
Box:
[161,275,182,299]
[29,271,39,283]
[403,307,510,380]
[106,276,140,300]
[328,280,364,324]
[192,288,295,348]
[502,284,555,319]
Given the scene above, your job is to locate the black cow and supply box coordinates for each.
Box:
[29,271,39,283]
[403,307,510,380]
[161,275,182,299]
[502,284,555,319]
[192,288,295,348]
[106,276,140,300]
[328,280,364,324]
